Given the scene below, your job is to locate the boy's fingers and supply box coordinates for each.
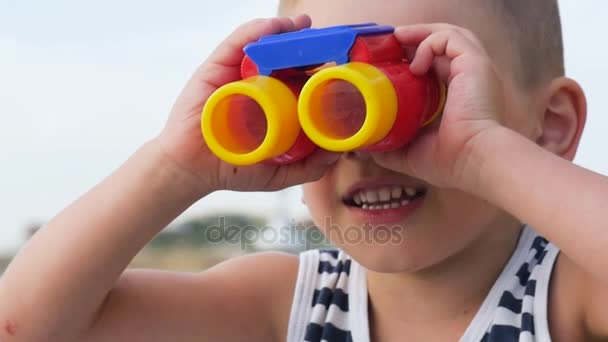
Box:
[265,150,341,190]
[395,24,485,76]
[394,25,436,46]
[395,24,464,46]
[288,149,341,181]
[369,133,437,178]
[175,15,311,116]
[275,17,297,34]
[305,150,342,168]
[207,15,311,68]
[206,18,273,67]
[291,14,312,30]
[409,30,483,75]
[369,149,417,180]
[409,31,449,74]
[395,23,481,46]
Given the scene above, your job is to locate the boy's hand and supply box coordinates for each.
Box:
[155,15,340,195]
[371,24,507,191]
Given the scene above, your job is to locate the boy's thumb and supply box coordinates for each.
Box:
[268,150,342,190]
[315,150,342,166]
[297,150,342,181]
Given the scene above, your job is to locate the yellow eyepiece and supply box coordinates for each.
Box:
[201,76,300,166]
[298,62,398,152]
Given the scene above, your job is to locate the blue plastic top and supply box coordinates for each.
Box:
[243,23,395,76]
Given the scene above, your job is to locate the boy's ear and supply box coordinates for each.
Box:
[536,77,587,161]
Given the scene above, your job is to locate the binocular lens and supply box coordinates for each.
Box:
[210,95,268,154]
[308,80,367,140]
[299,63,398,152]
[202,75,301,165]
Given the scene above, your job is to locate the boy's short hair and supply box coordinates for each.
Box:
[491,0,564,86]
[278,0,564,87]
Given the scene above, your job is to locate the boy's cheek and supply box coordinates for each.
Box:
[494,69,542,136]
[487,72,535,134]
[302,182,331,214]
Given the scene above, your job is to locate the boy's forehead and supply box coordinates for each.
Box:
[291,0,453,26]
[287,0,504,53]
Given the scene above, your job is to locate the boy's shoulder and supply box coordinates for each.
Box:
[549,252,608,341]
[459,228,559,340]
[221,251,299,292]
[212,251,299,340]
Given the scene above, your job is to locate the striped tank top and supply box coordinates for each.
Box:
[286,226,559,341]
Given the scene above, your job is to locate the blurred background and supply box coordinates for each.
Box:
[1,0,606,273]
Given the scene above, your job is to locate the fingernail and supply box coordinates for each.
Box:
[394,26,411,34]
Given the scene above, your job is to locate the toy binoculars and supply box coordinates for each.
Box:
[201,23,446,165]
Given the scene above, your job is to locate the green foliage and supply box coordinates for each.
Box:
[149,213,267,250]
[148,214,332,253]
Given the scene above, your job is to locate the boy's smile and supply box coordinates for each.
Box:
[290,0,532,273]
[341,171,428,225]
[303,148,521,274]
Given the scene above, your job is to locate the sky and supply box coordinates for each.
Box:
[0,0,607,254]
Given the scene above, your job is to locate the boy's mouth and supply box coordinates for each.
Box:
[342,184,427,210]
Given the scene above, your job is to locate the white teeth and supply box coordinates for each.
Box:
[359,191,367,203]
[391,186,402,199]
[357,198,413,210]
[405,187,416,197]
[365,190,378,203]
[379,187,391,202]
[350,185,424,210]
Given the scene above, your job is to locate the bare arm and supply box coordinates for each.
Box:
[87,252,298,342]
[0,140,199,341]
[0,141,201,341]
[473,126,608,281]
[0,139,302,342]
[372,23,608,340]
[471,126,608,339]
[0,15,335,342]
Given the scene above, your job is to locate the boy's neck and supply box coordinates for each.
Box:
[367,216,523,338]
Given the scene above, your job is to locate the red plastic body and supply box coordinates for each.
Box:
[242,57,317,164]
[239,32,443,164]
[349,34,443,151]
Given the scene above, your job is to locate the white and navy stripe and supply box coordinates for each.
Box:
[287,226,559,341]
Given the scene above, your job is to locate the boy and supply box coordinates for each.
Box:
[1,0,607,341]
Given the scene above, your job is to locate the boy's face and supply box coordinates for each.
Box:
[294,0,538,272]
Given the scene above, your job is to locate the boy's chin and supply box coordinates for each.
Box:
[338,241,445,274]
